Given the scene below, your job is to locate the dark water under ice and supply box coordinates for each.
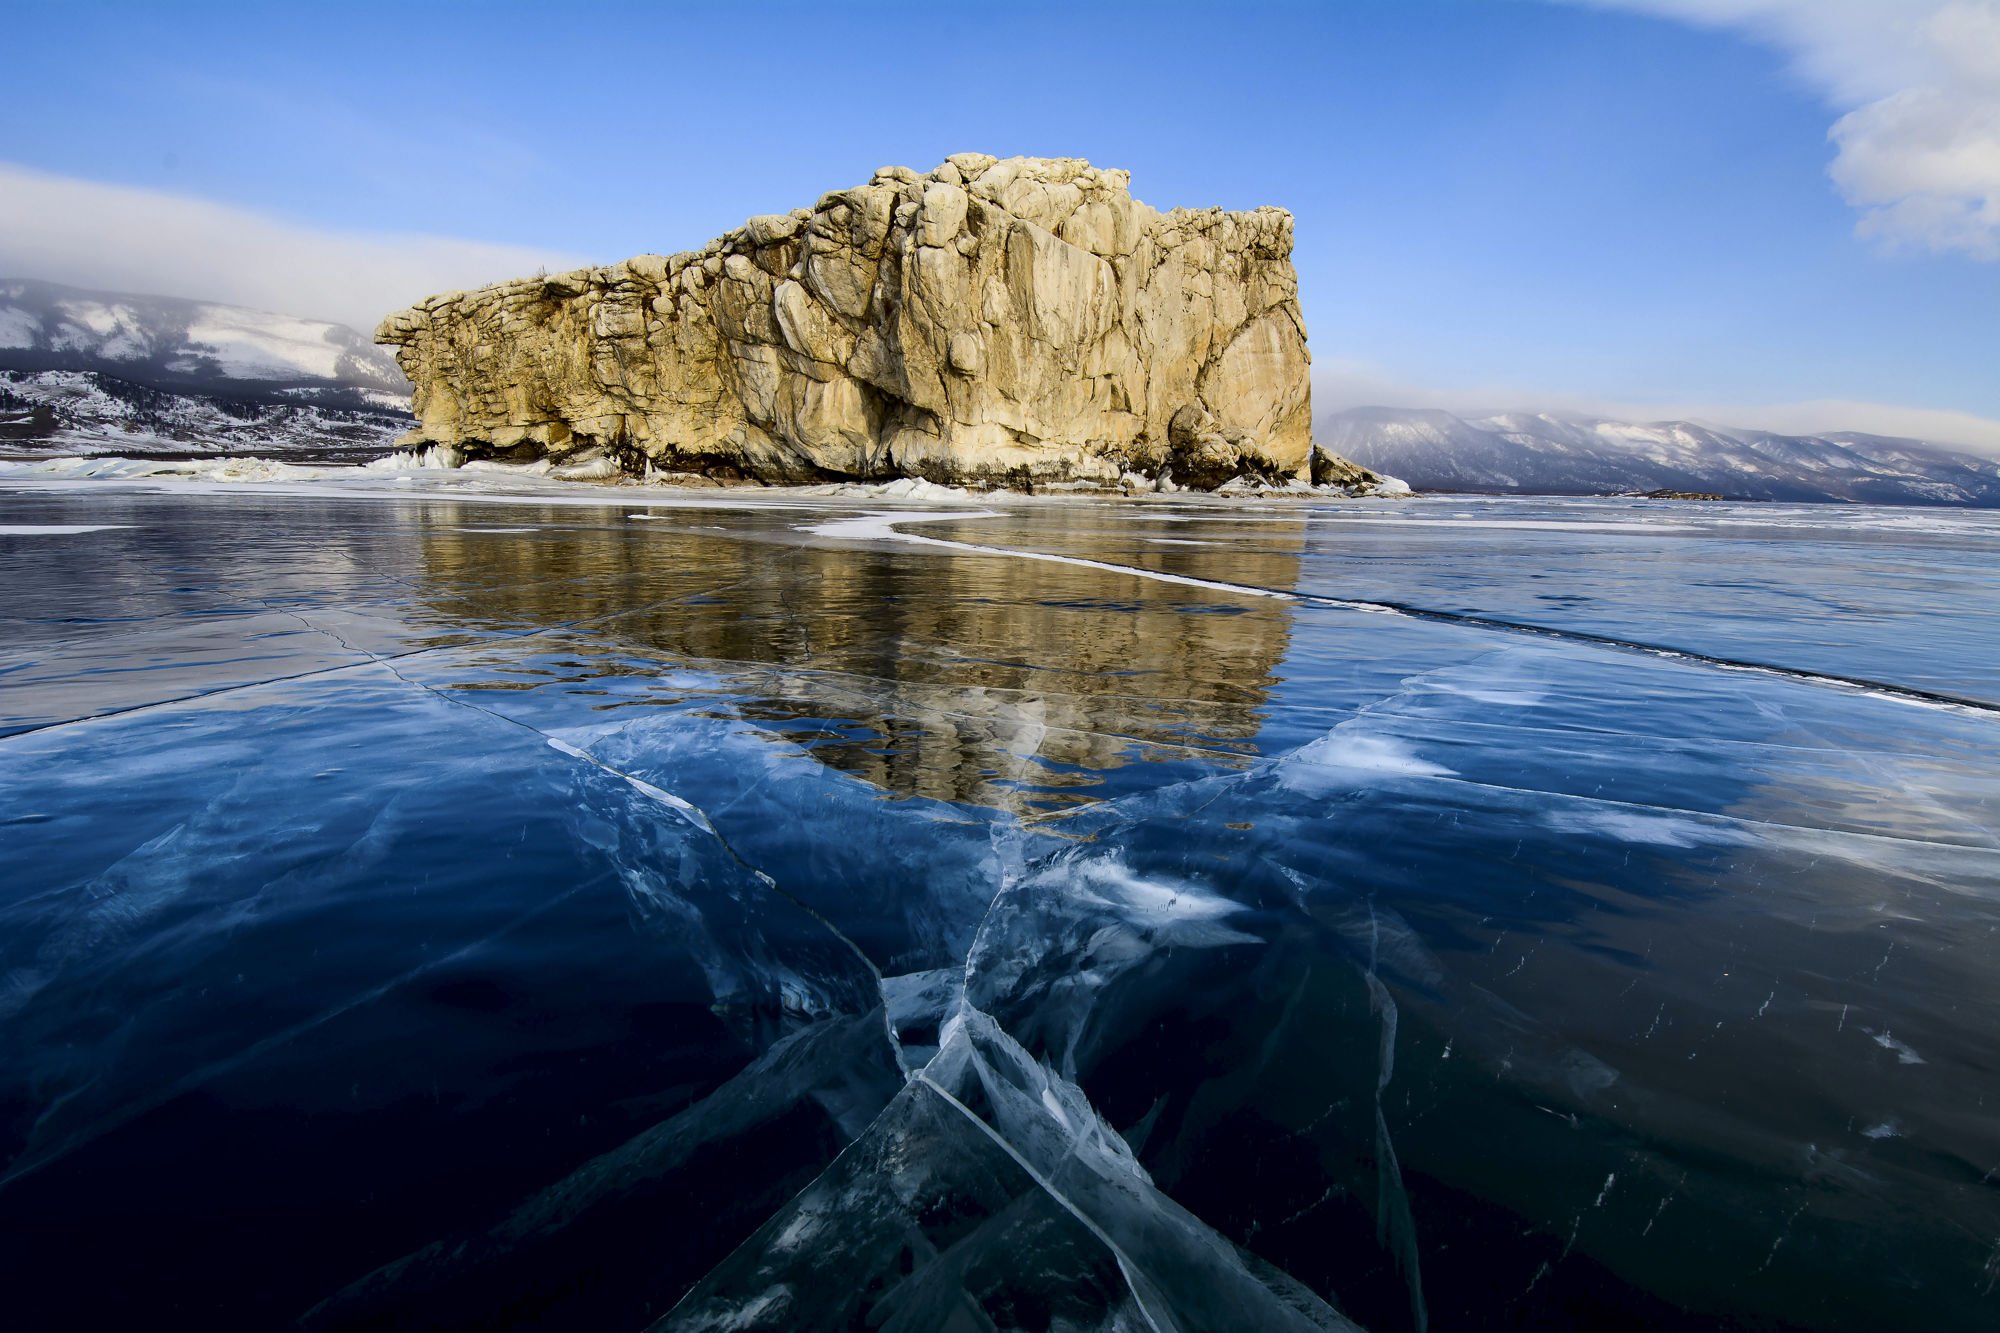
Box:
[1,483,1996,1331]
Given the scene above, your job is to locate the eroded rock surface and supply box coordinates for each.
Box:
[377,155,1337,489]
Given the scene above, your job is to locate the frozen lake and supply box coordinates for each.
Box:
[2,472,1997,1329]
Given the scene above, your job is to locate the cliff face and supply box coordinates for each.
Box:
[376,155,1313,488]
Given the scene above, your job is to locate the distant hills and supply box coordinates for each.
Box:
[0,278,406,406]
[1319,406,2000,507]
[0,279,410,457]
[5,274,1996,502]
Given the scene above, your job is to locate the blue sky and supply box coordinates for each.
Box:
[4,0,1997,444]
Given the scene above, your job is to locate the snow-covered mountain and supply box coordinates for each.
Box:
[0,279,410,458]
[1319,406,2000,507]
[0,369,410,462]
[0,278,407,409]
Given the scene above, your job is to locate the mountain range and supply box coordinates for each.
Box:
[0,279,411,458]
[1319,406,2000,507]
[4,276,1996,505]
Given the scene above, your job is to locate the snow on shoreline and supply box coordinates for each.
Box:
[0,452,996,505]
[0,452,1416,513]
[9,453,1996,546]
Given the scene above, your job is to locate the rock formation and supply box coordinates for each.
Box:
[378,155,1352,490]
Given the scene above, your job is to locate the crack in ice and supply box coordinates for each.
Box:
[910,1071,1172,1333]
[803,511,2000,717]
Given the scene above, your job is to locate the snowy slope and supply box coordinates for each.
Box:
[0,278,407,408]
[1319,406,2000,507]
[0,369,408,462]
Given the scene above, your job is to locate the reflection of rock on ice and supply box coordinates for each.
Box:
[414,511,1310,811]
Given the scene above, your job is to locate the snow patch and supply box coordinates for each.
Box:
[1544,808,1731,849]
[1284,730,1455,779]
[799,476,981,502]
[1865,1030,1926,1065]
[0,308,42,349]
[183,311,345,380]
[0,524,131,535]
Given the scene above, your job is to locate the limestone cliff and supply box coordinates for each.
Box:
[376,155,1320,489]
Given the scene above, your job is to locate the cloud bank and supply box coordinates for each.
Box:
[0,163,588,332]
[1575,1,2000,259]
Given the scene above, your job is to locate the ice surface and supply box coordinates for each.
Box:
[1280,728,1458,781]
[803,508,1297,600]
[310,1010,906,1330]
[1,483,1998,1329]
[667,1006,1356,1332]
[1296,515,1703,533]
[0,523,129,535]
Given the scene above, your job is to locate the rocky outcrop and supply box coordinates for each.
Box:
[376,155,1333,489]
[1309,442,1382,489]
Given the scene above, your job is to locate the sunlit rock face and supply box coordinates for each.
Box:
[376,155,1315,489]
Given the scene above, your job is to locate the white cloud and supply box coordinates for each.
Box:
[0,162,588,332]
[1572,1,2000,258]
[1313,358,2000,454]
